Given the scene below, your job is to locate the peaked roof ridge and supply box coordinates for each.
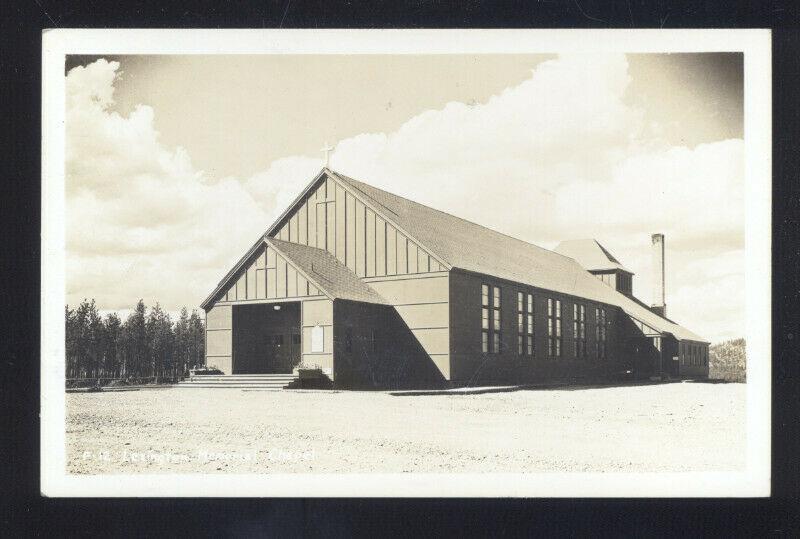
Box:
[593,239,623,265]
[553,237,632,274]
[329,169,579,267]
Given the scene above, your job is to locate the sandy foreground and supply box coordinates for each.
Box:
[66,382,746,474]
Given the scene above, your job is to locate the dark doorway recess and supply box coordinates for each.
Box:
[233,302,301,374]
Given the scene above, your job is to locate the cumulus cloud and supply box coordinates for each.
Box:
[66,55,744,342]
[66,60,269,311]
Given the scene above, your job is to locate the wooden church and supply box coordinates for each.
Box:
[200,168,709,389]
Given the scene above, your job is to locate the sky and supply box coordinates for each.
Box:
[64,53,744,343]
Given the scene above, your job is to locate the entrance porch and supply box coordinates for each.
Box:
[232,302,301,374]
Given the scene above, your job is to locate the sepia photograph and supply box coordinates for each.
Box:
[40,29,771,497]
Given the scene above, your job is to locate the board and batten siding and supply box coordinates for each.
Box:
[205,304,232,374]
[272,175,444,278]
[216,244,322,305]
[364,272,450,379]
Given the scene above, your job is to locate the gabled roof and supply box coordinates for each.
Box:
[201,168,706,342]
[330,170,706,343]
[553,239,633,273]
[199,235,388,309]
[266,238,387,305]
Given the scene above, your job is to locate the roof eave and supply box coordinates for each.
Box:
[200,237,268,310]
[265,168,329,237]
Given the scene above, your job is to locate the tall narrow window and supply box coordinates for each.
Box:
[548,298,562,358]
[526,293,534,356]
[573,304,586,359]
[517,292,524,355]
[573,304,578,357]
[481,284,489,353]
[595,307,607,359]
[491,286,501,354]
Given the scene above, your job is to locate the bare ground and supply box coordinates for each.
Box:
[66,382,746,474]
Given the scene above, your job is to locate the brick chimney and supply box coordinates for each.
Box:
[651,233,666,317]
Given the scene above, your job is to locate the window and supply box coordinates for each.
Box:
[482,284,501,354]
[370,329,378,353]
[526,293,534,356]
[481,284,489,353]
[595,307,607,359]
[548,298,562,357]
[573,304,586,359]
[517,292,524,355]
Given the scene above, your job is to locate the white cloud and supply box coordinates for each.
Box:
[66,55,745,343]
[66,60,269,311]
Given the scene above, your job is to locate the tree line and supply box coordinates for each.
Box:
[65,299,205,383]
[709,338,746,382]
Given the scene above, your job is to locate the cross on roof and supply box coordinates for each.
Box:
[320,141,336,167]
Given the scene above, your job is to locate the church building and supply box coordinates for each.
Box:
[200,168,709,389]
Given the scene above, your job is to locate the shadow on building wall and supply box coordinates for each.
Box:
[333,300,447,390]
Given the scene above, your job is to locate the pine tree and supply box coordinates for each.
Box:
[188,309,205,370]
[65,305,78,379]
[104,312,122,378]
[64,299,202,384]
[86,300,103,379]
[123,300,148,379]
[147,303,174,383]
[174,307,190,379]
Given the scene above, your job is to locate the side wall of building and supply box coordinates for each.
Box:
[301,297,334,378]
[205,304,232,374]
[449,269,623,384]
[678,340,710,378]
[332,300,446,389]
[362,272,450,379]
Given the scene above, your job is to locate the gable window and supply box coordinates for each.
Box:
[595,307,607,360]
[547,298,562,358]
[573,303,586,359]
[482,284,501,354]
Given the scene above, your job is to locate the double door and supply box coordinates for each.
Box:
[262,332,301,373]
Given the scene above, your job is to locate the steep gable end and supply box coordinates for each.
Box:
[212,241,324,306]
[267,169,448,278]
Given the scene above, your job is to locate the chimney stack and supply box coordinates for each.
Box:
[651,233,666,317]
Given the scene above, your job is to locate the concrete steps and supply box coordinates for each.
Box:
[176,374,298,389]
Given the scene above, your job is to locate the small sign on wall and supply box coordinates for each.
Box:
[311,325,324,353]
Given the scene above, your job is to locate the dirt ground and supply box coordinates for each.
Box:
[66,382,746,474]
